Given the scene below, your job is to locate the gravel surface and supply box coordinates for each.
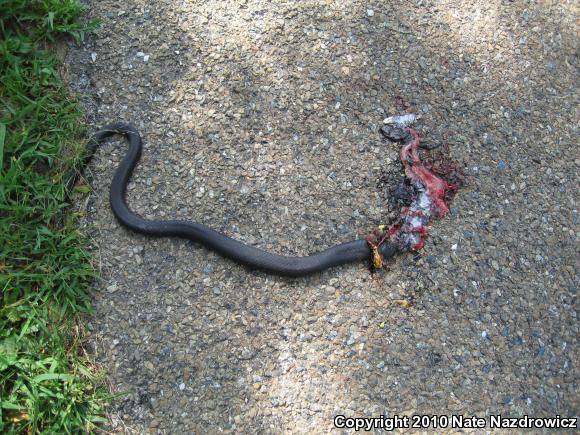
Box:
[65,0,578,433]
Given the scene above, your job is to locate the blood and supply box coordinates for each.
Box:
[400,129,451,217]
[395,96,411,111]
[374,128,463,253]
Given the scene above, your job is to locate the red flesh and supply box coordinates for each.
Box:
[401,129,451,217]
[377,128,461,253]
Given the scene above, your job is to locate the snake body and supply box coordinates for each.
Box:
[87,123,397,276]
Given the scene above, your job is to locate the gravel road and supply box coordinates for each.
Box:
[65,0,577,433]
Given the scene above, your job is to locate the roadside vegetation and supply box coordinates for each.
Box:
[0,1,109,432]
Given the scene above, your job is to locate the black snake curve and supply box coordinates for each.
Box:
[86,123,397,276]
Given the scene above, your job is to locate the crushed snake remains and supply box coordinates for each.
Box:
[84,117,462,276]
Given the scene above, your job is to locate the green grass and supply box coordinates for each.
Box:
[0,1,111,433]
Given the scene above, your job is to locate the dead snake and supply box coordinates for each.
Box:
[86,123,397,276]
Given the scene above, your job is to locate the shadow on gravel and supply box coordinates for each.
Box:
[76,0,578,432]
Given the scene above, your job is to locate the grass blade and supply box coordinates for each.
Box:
[0,123,5,170]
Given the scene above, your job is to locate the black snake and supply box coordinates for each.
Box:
[86,123,397,276]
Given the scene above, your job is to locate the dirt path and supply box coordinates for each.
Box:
[67,0,577,433]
